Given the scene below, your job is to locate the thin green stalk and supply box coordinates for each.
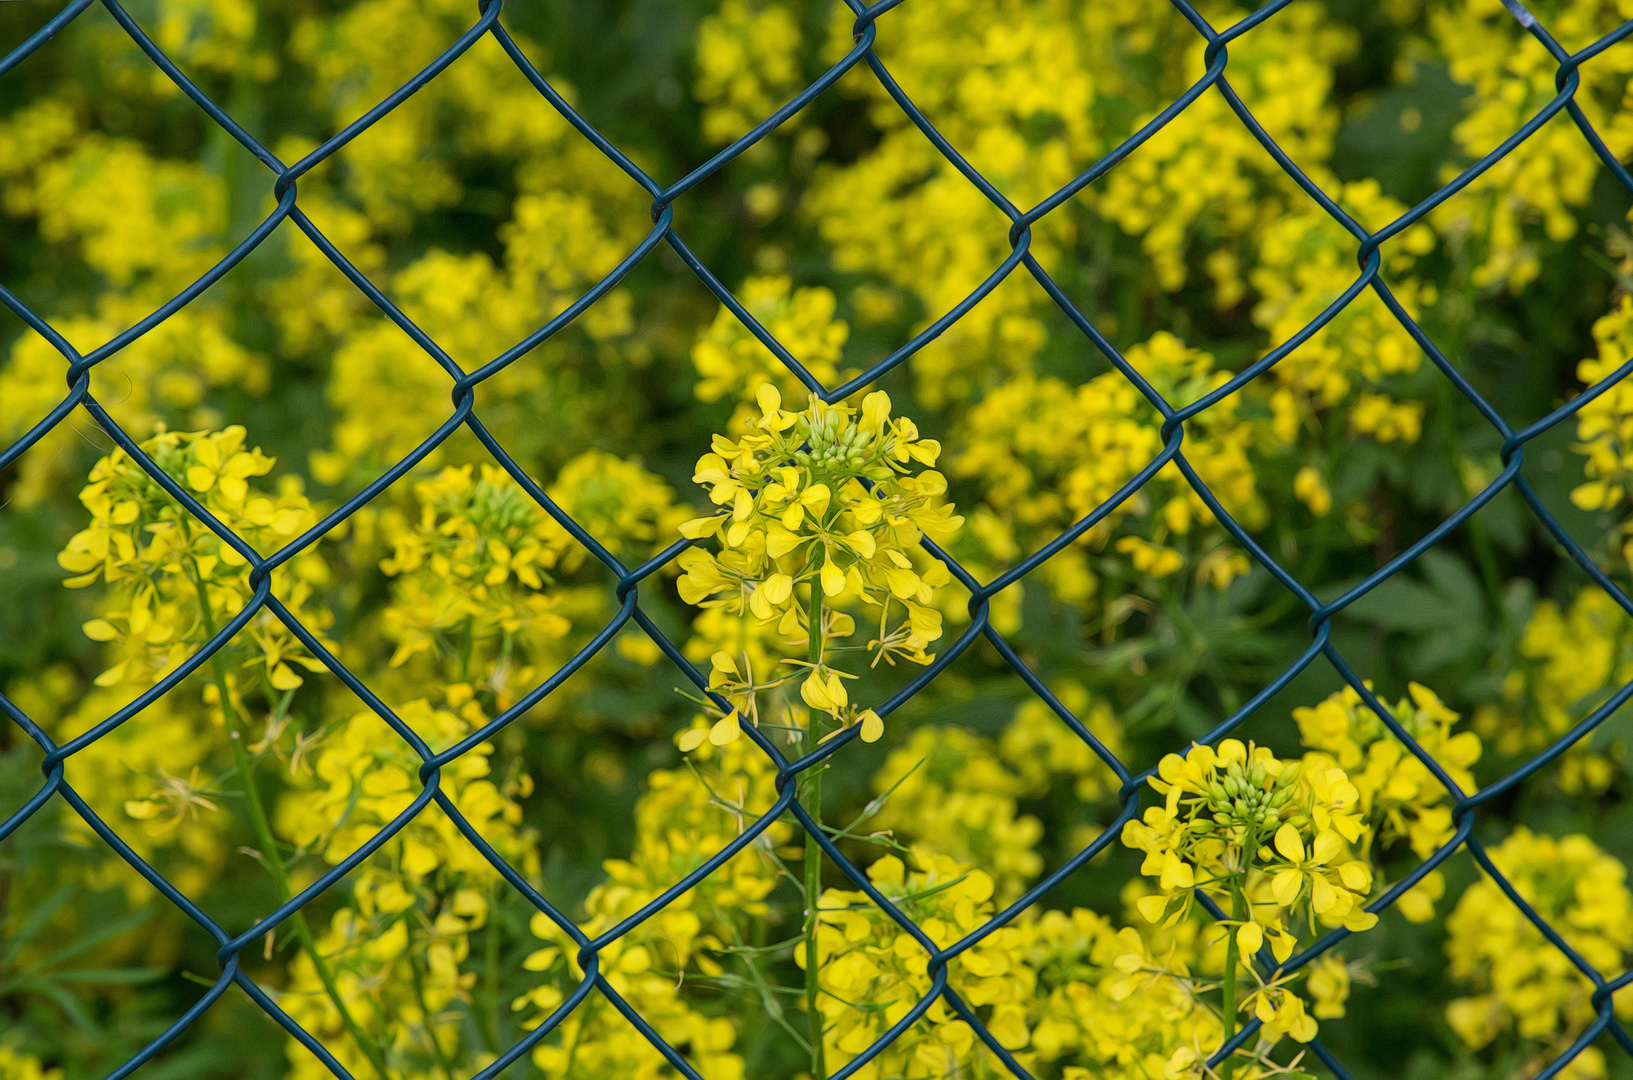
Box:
[189,562,392,1079]
[727,923,811,1053]
[801,592,827,1080]
[1220,889,1242,1080]
[1220,826,1258,1080]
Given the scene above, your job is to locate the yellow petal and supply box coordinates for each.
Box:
[757,383,782,416]
[801,673,834,712]
[186,466,217,492]
[884,566,920,599]
[762,573,793,605]
[1271,868,1303,907]
[677,727,707,753]
[821,559,846,597]
[268,662,304,691]
[1136,894,1170,925]
[860,390,891,431]
[766,526,802,558]
[1311,873,1339,915]
[1236,921,1264,955]
[1338,861,1371,892]
[801,484,831,516]
[709,711,741,746]
[824,672,848,710]
[82,619,119,642]
[859,710,883,743]
[1274,822,1305,863]
[679,516,720,539]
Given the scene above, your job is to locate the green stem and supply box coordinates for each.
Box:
[189,562,392,1079]
[801,591,827,1080]
[1220,890,1242,1080]
[1220,827,1258,1080]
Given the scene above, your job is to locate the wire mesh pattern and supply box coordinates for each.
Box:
[2,0,1633,1076]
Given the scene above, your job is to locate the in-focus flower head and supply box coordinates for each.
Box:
[677,386,964,746]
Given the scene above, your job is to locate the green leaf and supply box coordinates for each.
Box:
[0,881,75,967]
[44,966,168,985]
[29,905,155,972]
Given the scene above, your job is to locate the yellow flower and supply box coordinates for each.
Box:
[1445,829,1633,1065]
[679,387,965,745]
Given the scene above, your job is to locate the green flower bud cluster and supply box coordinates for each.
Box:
[796,411,877,478]
[1200,758,1301,832]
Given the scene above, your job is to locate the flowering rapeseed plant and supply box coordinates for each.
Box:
[678,386,962,747]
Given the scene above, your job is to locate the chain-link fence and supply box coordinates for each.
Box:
[2,0,1632,1077]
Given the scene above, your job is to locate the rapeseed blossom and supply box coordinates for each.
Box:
[1445,829,1633,1078]
[678,386,963,743]
[1122,737,1377,1057]
[1481,587,1628,795]
[1294,682,1481,923]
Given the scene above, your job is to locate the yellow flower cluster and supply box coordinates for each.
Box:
[6,667,225,897]
[678,388,963,742]
[953,333,1260,604]
[515,736,787,1080]
[1445,829,1633,1077]
[868,686,1124,901]
[277,695,533,889]
[1566,295,1633,567]
[1480,587,1628,795]
[1250,181,1436,446]
[277,695,535,1080]
[49,427,331,884]
[1295,682,1481,923]
[1096,4,1358,297]
[280,0,651,484]
[808,851,1032,1078]
[0,1046,60,1080]
[1295,683,1479,850]
[867,728,1045,902]
[59,427,329,688]
[282,904,492,1080]
[1000,685,1127,806]
[689,276,848,411]
[537,449,693,572]
[1125,740,1375,938]
[289,0,640,235]
[693,0,805,145]
[805,0,1106,403]
[1427,0,1633,291]
[311,236,633,484]
[0,102,265,505]
[376,464,577,707]
[1021,915,1230,1080]
[811,848,1307,1079]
